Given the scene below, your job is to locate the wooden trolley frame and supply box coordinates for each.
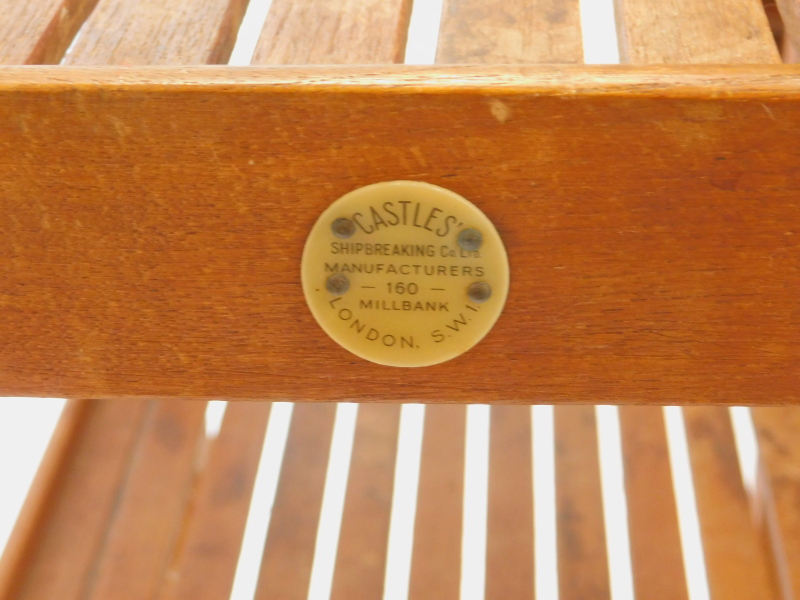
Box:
[0,0,799,598]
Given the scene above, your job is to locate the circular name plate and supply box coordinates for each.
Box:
[301,181,509,367]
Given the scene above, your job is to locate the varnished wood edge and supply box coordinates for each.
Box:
[0,400,86,597]
[1,65,800,97]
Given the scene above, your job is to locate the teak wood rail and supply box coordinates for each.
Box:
[1,65,799,404]
[2,0,800,600]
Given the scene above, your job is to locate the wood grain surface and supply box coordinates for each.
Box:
[409,405,466,599]
[554,406,611,600]
[0,0,100,64]
[620,407,689,600]
[62,0,250,65]
[253,0,413,65]
[0,400,88,599]
[0,65,799,404]
[754,408,800,599]
[776,0,800,61]
[85,401,206,600]
[486,405,534,600]
[614,0,781,63]
[437,0,582,64]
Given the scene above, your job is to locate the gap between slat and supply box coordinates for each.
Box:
[204,401,228,439]
[61,28,84,63]
[461,405,490,600]
[404,0,444,64]
[383,404,425,600]
[306,404,359,600]
[595,406,635,600]
[664,407,711,600]
[729,407,760,495]
[532,405,557,600]
[578,0,620,63]
[228,0,275,65]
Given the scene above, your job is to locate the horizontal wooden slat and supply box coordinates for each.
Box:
[0,65,799,404]
[0,400,87,599]
[0,0,100,65]
[254,0,412,64]
[0,400,150,600]
[555,406,610,600]
[614,0,780,63]
[85,401,206,600]
[62,0,250,65]
[620,407,689,600]
[436,0,583,64]
[776,0,800,61]
[753,408,800,598]
[486,405,534,600]
[408,404,466,599]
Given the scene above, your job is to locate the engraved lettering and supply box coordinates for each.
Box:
[352,212,373,234]
[398,200,411,225]
[383,201,400,226]
[424,207,442,232]
[347,203,460,238]
[413,202,423,228]
[437,215,457,237]
[445,313,468,332]
[370,206,387,231]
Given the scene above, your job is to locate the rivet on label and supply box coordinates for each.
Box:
[331,217,356,239]
[458,228,483,252]
[467,281,492,304]
[326,273,350,295]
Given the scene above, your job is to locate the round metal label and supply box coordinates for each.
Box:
[301,181,509,367]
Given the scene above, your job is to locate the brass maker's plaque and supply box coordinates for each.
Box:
[301,181,510,367]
